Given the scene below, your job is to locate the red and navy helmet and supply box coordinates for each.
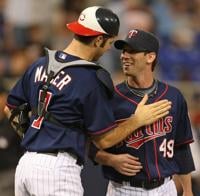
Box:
[67,6,120,37]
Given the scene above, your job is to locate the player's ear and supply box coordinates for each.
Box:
[147,52,156,64]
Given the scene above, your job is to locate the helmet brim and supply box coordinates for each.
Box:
[66,21,104,36]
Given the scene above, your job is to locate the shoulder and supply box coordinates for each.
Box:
[26,56,47,74]
[31,56,47,68]
[64,67,107,96]
[72,67,100,85]
[158,81,188,110]
[158,81,185,99]
[112,82,130,103]
[115,82,126,93]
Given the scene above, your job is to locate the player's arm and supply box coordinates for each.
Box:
[173,174,193,196]
[95,149,142,176]
[92,94,171,149]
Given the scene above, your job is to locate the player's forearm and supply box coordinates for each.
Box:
[93,97,171,149]
[95,150,113,166]
[176,173,193,195]
[92,115,141,149]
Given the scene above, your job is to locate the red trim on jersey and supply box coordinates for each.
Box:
[114,86,138,105]
[6,103,17,109]
[88,123,117,135]
[115,83,169,105]
[66,22,104,36]
[175,138,194,147]
[115,118,129,123]
[153,139,161,179]
[145,152,151,181]
[154,83,168,101]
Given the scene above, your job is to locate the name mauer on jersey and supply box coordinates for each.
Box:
[125,116,173,149]
[34,66,71,90]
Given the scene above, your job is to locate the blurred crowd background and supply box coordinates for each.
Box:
[0,0,199,195]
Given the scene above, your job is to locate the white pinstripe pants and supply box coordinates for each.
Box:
[106,178,177,196]
[15,151,83,196]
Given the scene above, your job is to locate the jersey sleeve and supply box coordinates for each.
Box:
[83,85,117,135]
[6,70,30,108]
[174,144,195,174]
[175,94,194,146]
[88,142,99,164]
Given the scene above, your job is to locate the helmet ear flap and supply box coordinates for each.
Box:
[96,8,120,36]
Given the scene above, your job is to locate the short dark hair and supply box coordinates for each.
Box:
[152,58,158,71]
[74,34,96,44]
[74,34,113,45]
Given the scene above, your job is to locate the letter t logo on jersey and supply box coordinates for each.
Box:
[128,29,138,38]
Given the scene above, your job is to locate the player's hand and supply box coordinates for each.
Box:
[109,153,142,176]
[134,94,172,127]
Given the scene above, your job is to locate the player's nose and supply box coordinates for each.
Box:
[121,50,132,59]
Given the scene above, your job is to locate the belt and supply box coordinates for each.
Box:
[36,150,83,166]
[113,176,172,190]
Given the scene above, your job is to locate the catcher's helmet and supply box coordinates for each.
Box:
[67,6,120,36]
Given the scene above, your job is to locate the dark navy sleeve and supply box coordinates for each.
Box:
[6,57,44,109]
[88,142,99,164]
[175,94,194,146]
[83,85,117,135]
[7,70,30,108]
[174,144,195,174]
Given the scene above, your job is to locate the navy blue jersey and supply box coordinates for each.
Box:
[102,81,194,181]
[6,51,117,162]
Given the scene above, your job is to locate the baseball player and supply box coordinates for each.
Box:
[4,7,171,196]
[91,29,195,196]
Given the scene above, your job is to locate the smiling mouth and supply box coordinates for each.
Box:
[123,62,132,67]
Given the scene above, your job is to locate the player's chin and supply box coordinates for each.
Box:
[123,66,130,73]
[123,70,131,76]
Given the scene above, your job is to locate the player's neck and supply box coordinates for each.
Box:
[63,39,96,61]
[127,76,154,89]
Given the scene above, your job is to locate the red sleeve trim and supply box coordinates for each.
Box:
[115,117,130,123]
[175,139,194,147]
[6,103,17,109]
[88,123,118,135]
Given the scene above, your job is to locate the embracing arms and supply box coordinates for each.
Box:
[92,94,171,149]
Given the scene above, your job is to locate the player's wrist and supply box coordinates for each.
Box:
[182,191,193,196]
[106,154,116,166]
[131,114,143,128]
[182,189,193,196]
